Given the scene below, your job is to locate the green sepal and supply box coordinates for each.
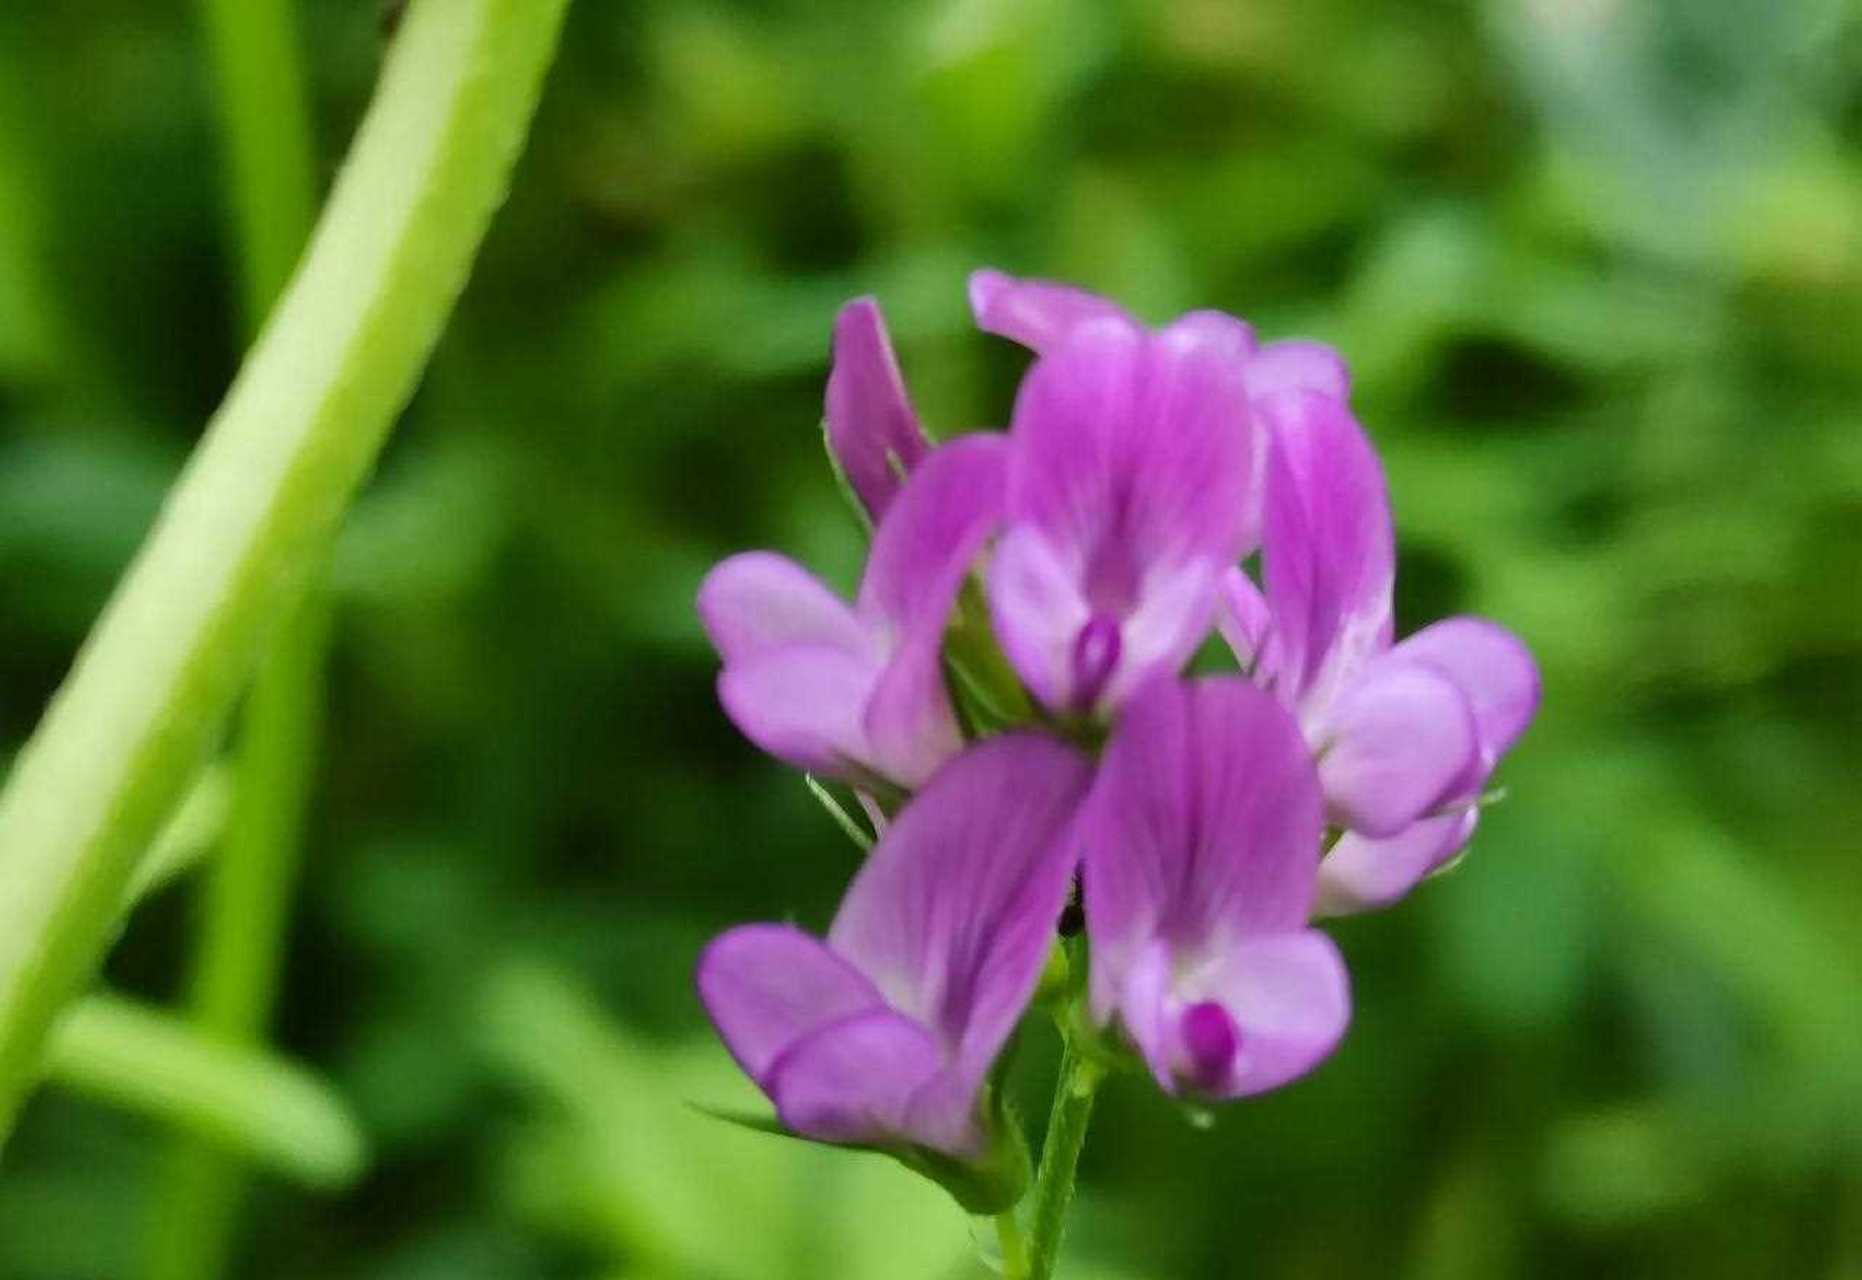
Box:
[821,418,875,537]
[688,1084,1032,1215]
[802,774,875,851]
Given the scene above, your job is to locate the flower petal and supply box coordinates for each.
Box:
[1082,678,1325,1024]
[1216,565,1276,681]
[1097,556,1222,711]
[857,434,1008,632]
[716,644,878,778]
[826,297,931,521]
[1316,808,1478,917]
[862,627,963,789]
[1179,930,1351,1098]
[764,1008,946,1149]
[696,924,887,1082]
[1388,616,1540,762]
[1259,391,1394,715]
[985,525,1091,712]
[1318,660,1478,838]
[828,734,1092,1088]
[967,268,1135,354]
[1246,340,1349,404]
[1005,313,1255,584]
[697,551,870,666]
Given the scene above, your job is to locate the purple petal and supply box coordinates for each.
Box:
[828,734,1092,1089]
[696,924,887,1082]
[1316,808,1478,917]
[698,552,872,667]
[857,434,1008,631]
[1387,616,1540,762]
[826,298,932,522]
[1216,565,1277,681]
[1176,931,1351,1098]
[967,268,1135,354]
[862,628,963,789]
[1259,391,1394,714]
[764,1008,946,1149]
[1082,678,1325,1024]
[1246,340,1350,404]
[1095,557,1222,711]
[1318,660,1478,838]
[986,526,1091,712]
[1005,313,1254,579]
[716,645,878,778]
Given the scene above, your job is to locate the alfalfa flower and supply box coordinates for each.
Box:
[696,734,1091,1207]
[1221,389,1540,914]
[1080,677,1350,1099]
[697,434,1005,791]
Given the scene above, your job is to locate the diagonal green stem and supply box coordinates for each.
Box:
[0,0,572,1146]
[1025,1039,1103,1280]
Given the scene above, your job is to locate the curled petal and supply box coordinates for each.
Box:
[1246,340,1350,404]
[698,552,871,667]
[1318,661,1478,838]
[826,298,931,522]
[829,734,1092,1087]
[1316,808,1478,917]
[696,924,886,1082]
[968,268,1135,354]
[1260,391,1394,713]
[1177,931,1351,1098]
[716,645,878,778]
[765,1009,947,1149]
[1388,616,1540,763]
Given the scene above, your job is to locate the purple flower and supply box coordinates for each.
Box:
[825,297,933,523]
[985,309,1258,716]
[698,434,1005,790]
[697,734,1091,1163]
[1220,390,1540,915]
[1080,677,1350,1099]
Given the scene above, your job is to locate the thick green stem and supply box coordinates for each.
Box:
[1026,1040,1103,1280]
[145,2,324,1272]
[0,0,572,1145]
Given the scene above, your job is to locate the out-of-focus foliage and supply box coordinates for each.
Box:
[2,0,1859,1276]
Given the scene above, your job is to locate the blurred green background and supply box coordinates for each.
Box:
[3,0,1861,1276]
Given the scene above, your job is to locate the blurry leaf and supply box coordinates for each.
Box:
[44,992,368,1190]
[476,958,974,1279]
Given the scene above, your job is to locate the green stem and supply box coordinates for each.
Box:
[148,603,333,1280]
[193,0,319,329]
[996,1209,1030,1279]
[144,2,324,1273]
[1025,1040,1103,1280]
[0,0,572,1146]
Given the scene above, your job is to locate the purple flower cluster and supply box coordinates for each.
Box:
[695,272,1539,1197]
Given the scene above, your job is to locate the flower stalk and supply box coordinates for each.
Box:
[0,0,571,1144]
[1024,1038,1103,1280]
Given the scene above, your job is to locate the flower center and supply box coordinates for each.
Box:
[1179,1001,1238,1092]
[1071,614,1122,709]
